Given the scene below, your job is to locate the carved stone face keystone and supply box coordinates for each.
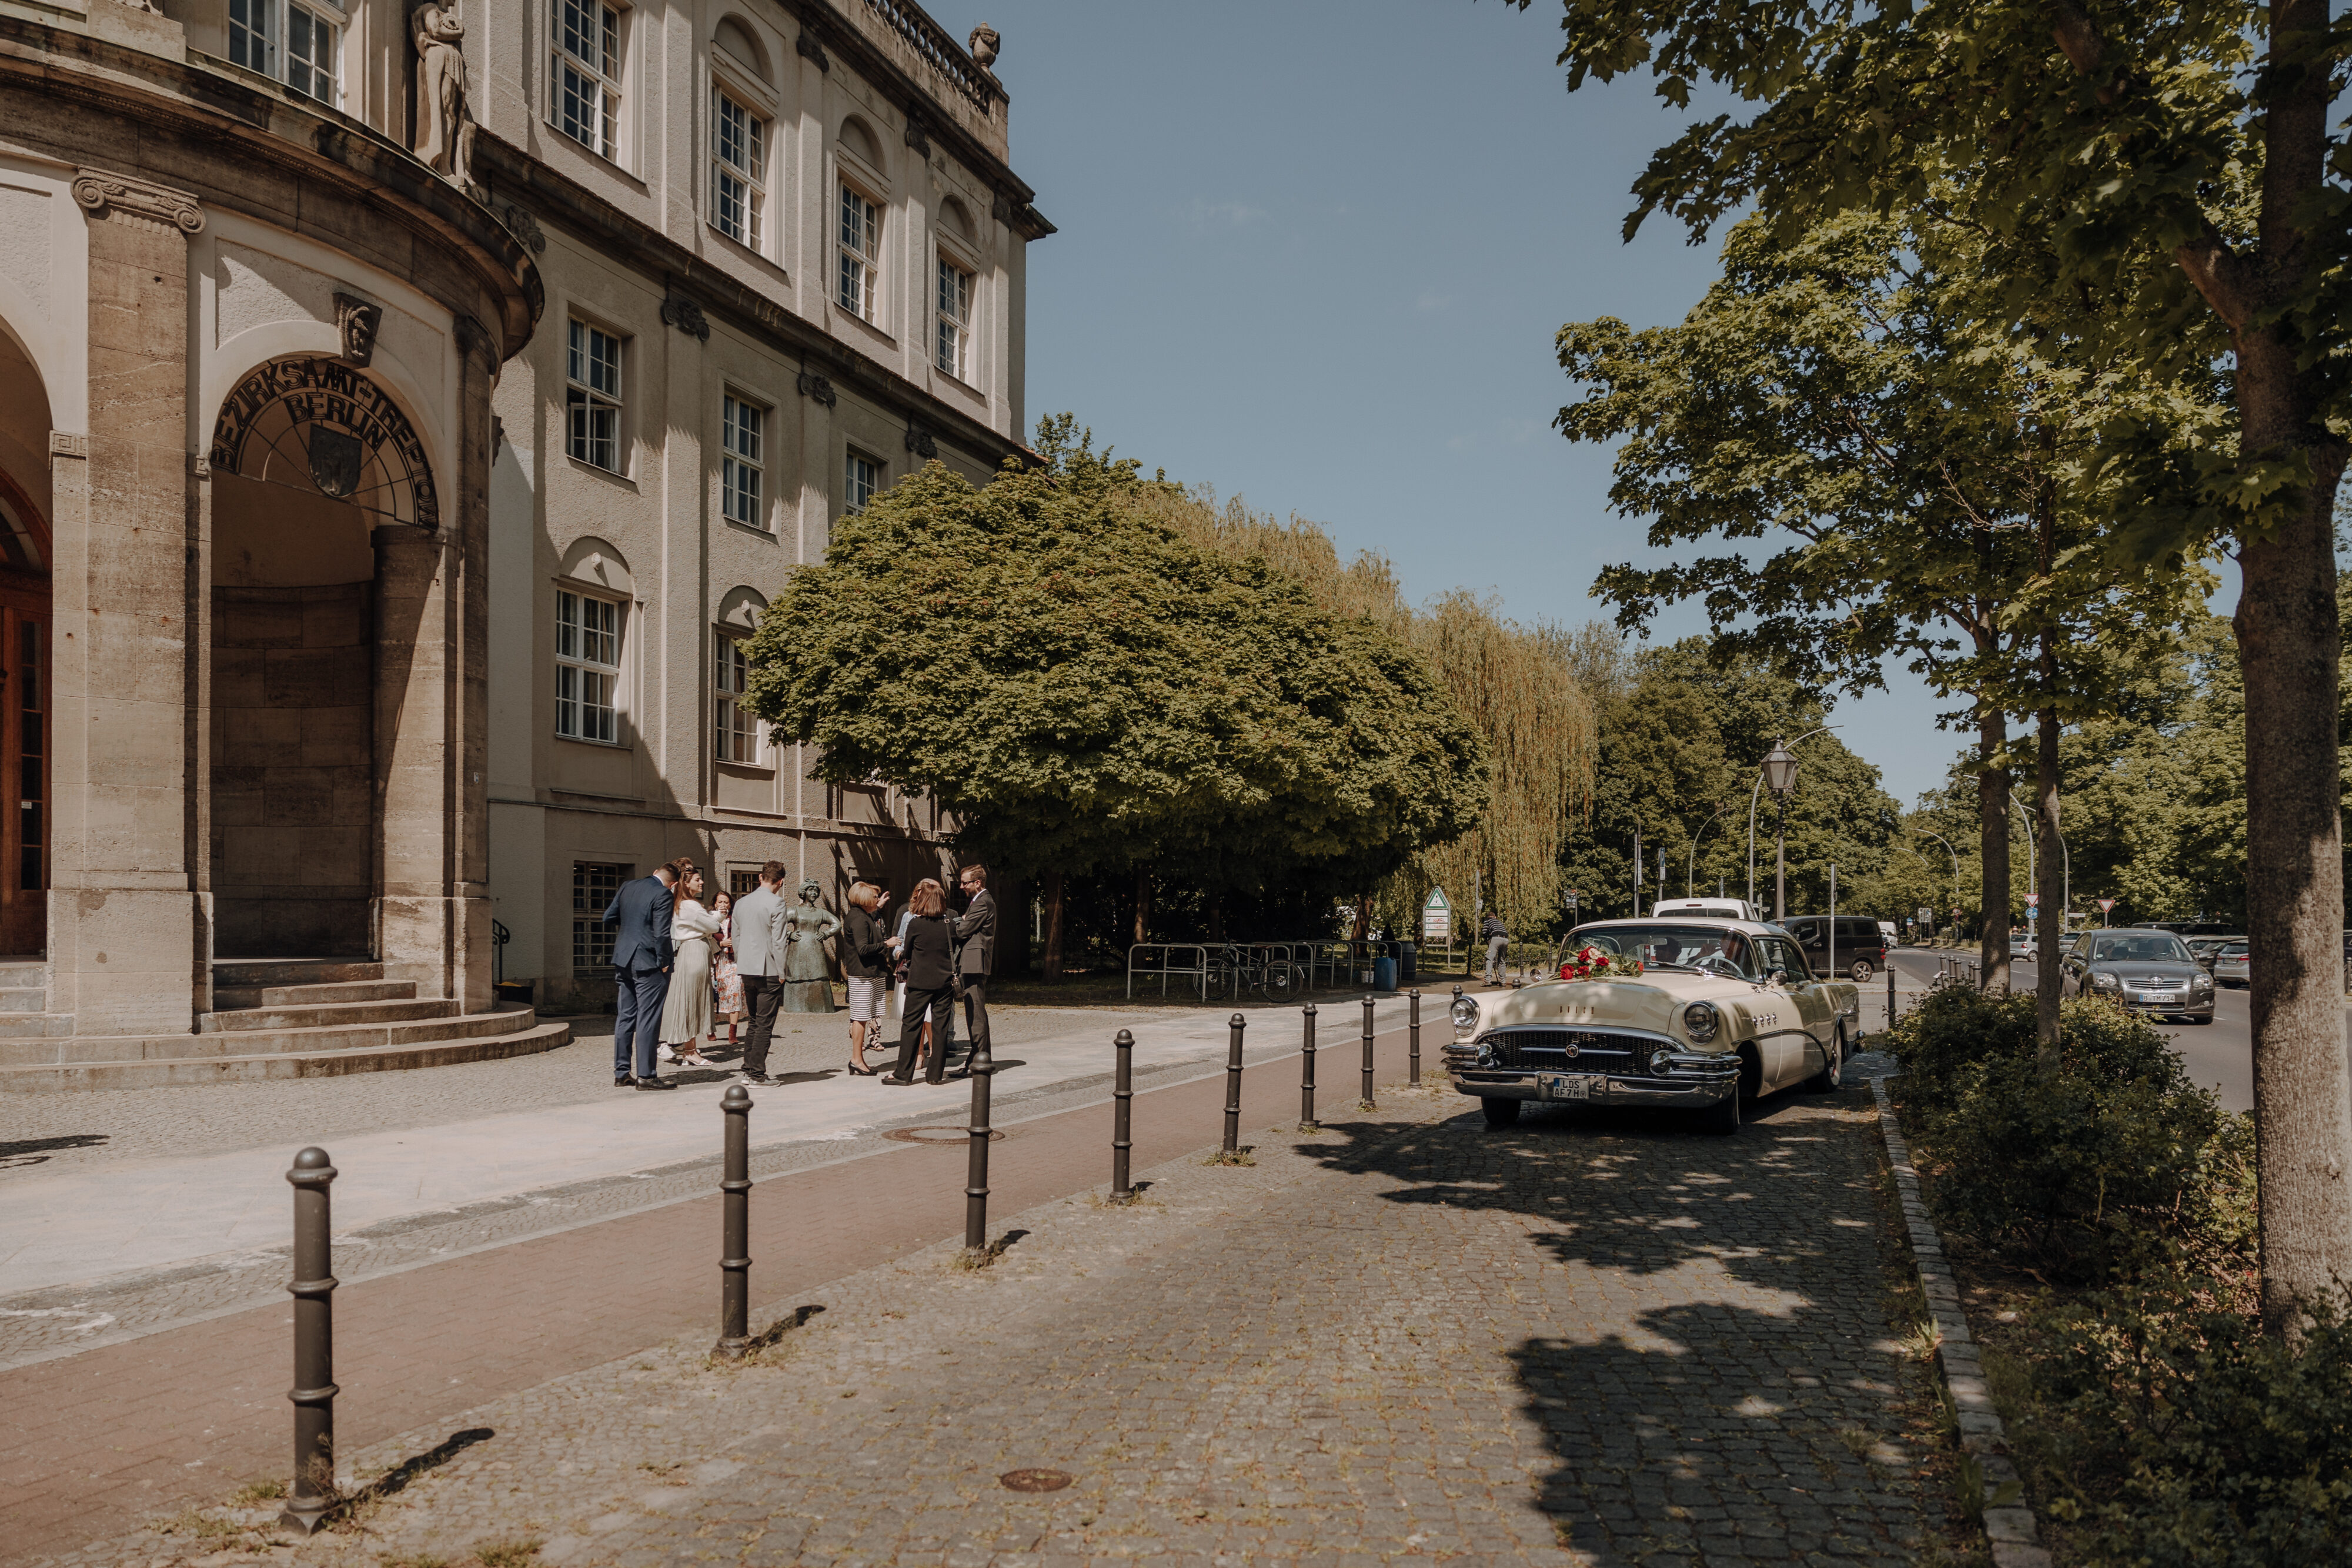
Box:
[333,292,383,367]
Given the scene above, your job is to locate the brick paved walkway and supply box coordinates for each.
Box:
[25,1054,1950,1567]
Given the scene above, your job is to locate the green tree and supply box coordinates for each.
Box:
[743,443,1490,975]
[1507,0,2352,1333]
[1560,209,2214,1037]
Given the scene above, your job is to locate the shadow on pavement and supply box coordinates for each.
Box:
[1297,1085,1934,1563]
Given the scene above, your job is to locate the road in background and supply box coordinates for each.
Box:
[1886,948,2260,1112]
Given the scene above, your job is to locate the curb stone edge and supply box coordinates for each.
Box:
[1869,1074,2053,1568]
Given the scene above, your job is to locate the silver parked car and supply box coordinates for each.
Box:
[2061,929,2217,1022]
[2209,940,2249,988]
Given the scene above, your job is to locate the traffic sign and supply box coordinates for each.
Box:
[2098,898,2116,913]
[1421,888,1452,942]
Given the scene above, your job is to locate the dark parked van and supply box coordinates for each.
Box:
[1779,915,1889,980]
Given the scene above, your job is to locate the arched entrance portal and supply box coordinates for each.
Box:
[0,323,55,959]
[208,356,438,958]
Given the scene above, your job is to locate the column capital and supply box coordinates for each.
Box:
[71,169,205,235]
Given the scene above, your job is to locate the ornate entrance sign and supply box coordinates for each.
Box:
[209,357,439,530]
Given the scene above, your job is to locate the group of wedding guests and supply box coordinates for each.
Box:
[601,857,994,1091]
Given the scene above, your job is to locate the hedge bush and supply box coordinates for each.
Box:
[2026,1285,2352,1567]
[1885,988,2254,1282]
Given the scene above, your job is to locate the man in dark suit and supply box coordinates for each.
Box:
[950,863,996,1071]
[603,862,677,1090]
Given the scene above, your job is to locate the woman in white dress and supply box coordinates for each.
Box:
[656,861,721,1068]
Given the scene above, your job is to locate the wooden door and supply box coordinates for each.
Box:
[0,601,47,956]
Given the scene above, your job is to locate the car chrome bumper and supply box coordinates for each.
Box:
[1446,1063,1739,1109]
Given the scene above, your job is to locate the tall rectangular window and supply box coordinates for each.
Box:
[553,0,622,158]
[573,861,626,973]
[713,632,755,763]
[229,0,339,102]
[846,450,880,514]
[935,256,973,380]
[837,183,880,322]
[566,320,622,471]
[712,92,765,247]
[721,394,764,529]
[555,589,620,743]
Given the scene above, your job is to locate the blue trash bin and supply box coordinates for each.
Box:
[1374,954,1399,993]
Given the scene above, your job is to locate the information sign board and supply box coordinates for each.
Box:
[1421,888,1451,942]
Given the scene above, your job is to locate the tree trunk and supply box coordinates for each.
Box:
[1977,704,2011,994]
[2034,684,2062,1070]
[1351,894,1372,943]
[1041,871,1065,981]
[2231,0,2352,1338]
[1207,890,1222,943]
[1131,867,1151,946]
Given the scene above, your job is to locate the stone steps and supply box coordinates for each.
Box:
[199,996,460,1034]
[211,958,385,988]
[0,1005,543,1068]
[0,1016,573,1092]
[209,978,419,1010]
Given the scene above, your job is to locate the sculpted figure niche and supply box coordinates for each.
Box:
[411,0,476,186]
[778,880,842,1014]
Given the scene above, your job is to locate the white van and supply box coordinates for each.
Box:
[1650,898,1760,922]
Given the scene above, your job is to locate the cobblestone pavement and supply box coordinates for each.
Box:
[63,1055,1954,1567]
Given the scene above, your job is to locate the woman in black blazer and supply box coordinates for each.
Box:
[884,879,957,1085]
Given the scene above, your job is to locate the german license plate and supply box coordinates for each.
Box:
[1539,1073,1596,1101]
[2136,991,2179,1005]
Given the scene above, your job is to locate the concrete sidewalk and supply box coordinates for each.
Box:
[0,992,1435,1297]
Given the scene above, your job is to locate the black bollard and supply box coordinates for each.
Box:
[1887,960,1897,1032]
[1222,1012,1246,1154]
[280,1148,338,1534]
[1111,1028,1135,1201]
[1300,1003,1318,1129]
[965,1035,994,1251]
[714,1084,753,1360]
[1408,989,1421,1086]
[1360,994,1377,1109]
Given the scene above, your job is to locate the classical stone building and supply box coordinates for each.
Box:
[0,0,1044,1084]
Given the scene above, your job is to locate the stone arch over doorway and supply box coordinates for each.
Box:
[206,354,442,959]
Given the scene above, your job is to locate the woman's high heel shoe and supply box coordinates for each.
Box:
[848,1060,877,1077]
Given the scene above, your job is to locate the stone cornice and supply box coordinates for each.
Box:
[473,131,1036,473]
[0,14,542,358]
[767,0,1055,240]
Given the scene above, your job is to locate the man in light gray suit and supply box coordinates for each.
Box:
[950,862,995,1072]
[730,861,790,1084]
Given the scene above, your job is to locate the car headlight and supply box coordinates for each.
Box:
[2193,972,2214,991]
[1682,1002,1719,1044]
[1449,995,1480,1040]
[2092,971,2121,991]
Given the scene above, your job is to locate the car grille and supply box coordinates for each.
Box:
[2124,976,2187,989]
[1481,1028,1652,1073]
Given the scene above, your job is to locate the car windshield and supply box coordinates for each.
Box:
[1573,924,1755,975]
[2089,933,2193,963]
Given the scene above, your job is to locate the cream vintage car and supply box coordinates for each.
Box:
[1442,917,1863,1134]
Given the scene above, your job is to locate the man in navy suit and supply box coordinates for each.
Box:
[603,862,677,1089]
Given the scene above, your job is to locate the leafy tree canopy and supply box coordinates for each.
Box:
[742,436,1491,888]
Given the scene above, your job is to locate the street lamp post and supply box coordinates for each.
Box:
[1746,727,1839,912]
[1762,739,1798,922]
[1686,803,1729,897]
[1919,830,1961,938]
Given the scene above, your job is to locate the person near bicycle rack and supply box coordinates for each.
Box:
[1481,911,1509,984]
[883,878,958,1086]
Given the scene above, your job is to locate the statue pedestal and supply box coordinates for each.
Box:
[779,979,836,1014]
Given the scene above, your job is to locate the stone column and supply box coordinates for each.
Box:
[48,170,208,1037]
[370,319,495,1013]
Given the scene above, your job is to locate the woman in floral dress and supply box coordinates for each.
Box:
[710,889,745,1048]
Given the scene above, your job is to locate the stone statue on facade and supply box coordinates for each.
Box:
[410,1,476,188]
[777,878,843,1013]
[967,25,1000,71]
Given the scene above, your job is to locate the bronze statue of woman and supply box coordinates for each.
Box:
[778,878,842,1012]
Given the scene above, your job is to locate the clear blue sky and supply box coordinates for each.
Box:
[925,0,2136,807]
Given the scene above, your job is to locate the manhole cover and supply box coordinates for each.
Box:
[1000,1469,1072,1493]
[883,1125,1004,1144]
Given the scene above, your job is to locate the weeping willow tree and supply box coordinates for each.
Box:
[1135,481,1598,940]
